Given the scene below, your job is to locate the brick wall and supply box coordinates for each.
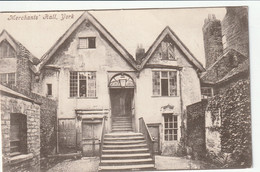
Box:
[16,44,33,92]
[186,100,208,160]
[203,14,223,69]
[222,7,249,58]
[1,92,41,172]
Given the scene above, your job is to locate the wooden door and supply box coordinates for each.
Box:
[148,124,160,155]
[110,89,133,116]
[82,122,101,156]
[58,119,77,153]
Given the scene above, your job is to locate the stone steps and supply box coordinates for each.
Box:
[103,143,147,149]
[99,164,154,171]
[99,115,154,171]
[99,131,154,171]
[102,148,149,154]
[104,140,145,145]
[104,136,144,141]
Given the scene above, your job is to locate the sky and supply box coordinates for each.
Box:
[0,8,226,66]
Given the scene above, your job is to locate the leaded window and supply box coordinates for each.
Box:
[69,71,96,97]
[161,40,175,60]
[152,71,177,96]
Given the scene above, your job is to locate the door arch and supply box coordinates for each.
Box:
[109,73,135,117]
[109,73,135,88]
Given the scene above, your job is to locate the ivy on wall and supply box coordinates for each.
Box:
[207,79,251,168]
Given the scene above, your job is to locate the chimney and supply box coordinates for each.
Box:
[135,44,145,65]
[203,14,224,69]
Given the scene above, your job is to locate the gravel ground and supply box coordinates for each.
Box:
[155,155,212,170]
[47,157,100,172]
[47,155,212,172]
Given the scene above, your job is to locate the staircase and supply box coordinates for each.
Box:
[111,116,133,132]
[99,116,155,171]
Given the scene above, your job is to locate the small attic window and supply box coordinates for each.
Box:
[228,55,238,67]
[160,40,176,61]
[78,37,96,49]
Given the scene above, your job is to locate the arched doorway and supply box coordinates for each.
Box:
[109,73,135,117]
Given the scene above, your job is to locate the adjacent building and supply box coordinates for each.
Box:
[0,30,57,171]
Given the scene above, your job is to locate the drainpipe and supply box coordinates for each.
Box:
[179,69,185,145]
[56,69,60,154]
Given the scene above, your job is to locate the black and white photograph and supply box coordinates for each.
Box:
[0,2,256,172]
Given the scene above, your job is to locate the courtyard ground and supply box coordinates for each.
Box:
[46,155,214,172]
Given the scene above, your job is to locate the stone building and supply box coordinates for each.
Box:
[29,11,205,170]
[0,30,58,171]
[0,84,41,172]
[0,30,39,92]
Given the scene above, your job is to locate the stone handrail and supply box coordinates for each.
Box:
[139,117,155,163]
[99,116,106,162]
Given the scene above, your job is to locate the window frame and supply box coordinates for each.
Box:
[0,73,16,85]
[47,84,52,96]
[163,113,178,141]
[69,71,97,98]
[78,37,96,49]
[201,87,213,99]
[152,70,178,97]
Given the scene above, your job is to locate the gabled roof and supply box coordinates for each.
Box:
[140,26,205,72]
[0,30,39,73]
[200,49,247,84]
[37,11,138,72]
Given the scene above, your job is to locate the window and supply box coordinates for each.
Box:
[152,71,177,96]
[164,114,178,141]
[47,84,52,96]
[78,37,96,49]
[160,40,175,60]
[228,55,238,67]
[0,73,16,85]
[201,87,213,99]
[10,113,27,156]
[69,71,96,97]
[0,40,16,58]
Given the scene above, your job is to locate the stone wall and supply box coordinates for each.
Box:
[186,100,207,160]
[1,84,58,157]
[1,90,41,172]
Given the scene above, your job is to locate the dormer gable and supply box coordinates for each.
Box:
[140,26,205,72]
[0,39,16,59]
[0,30,18,59]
